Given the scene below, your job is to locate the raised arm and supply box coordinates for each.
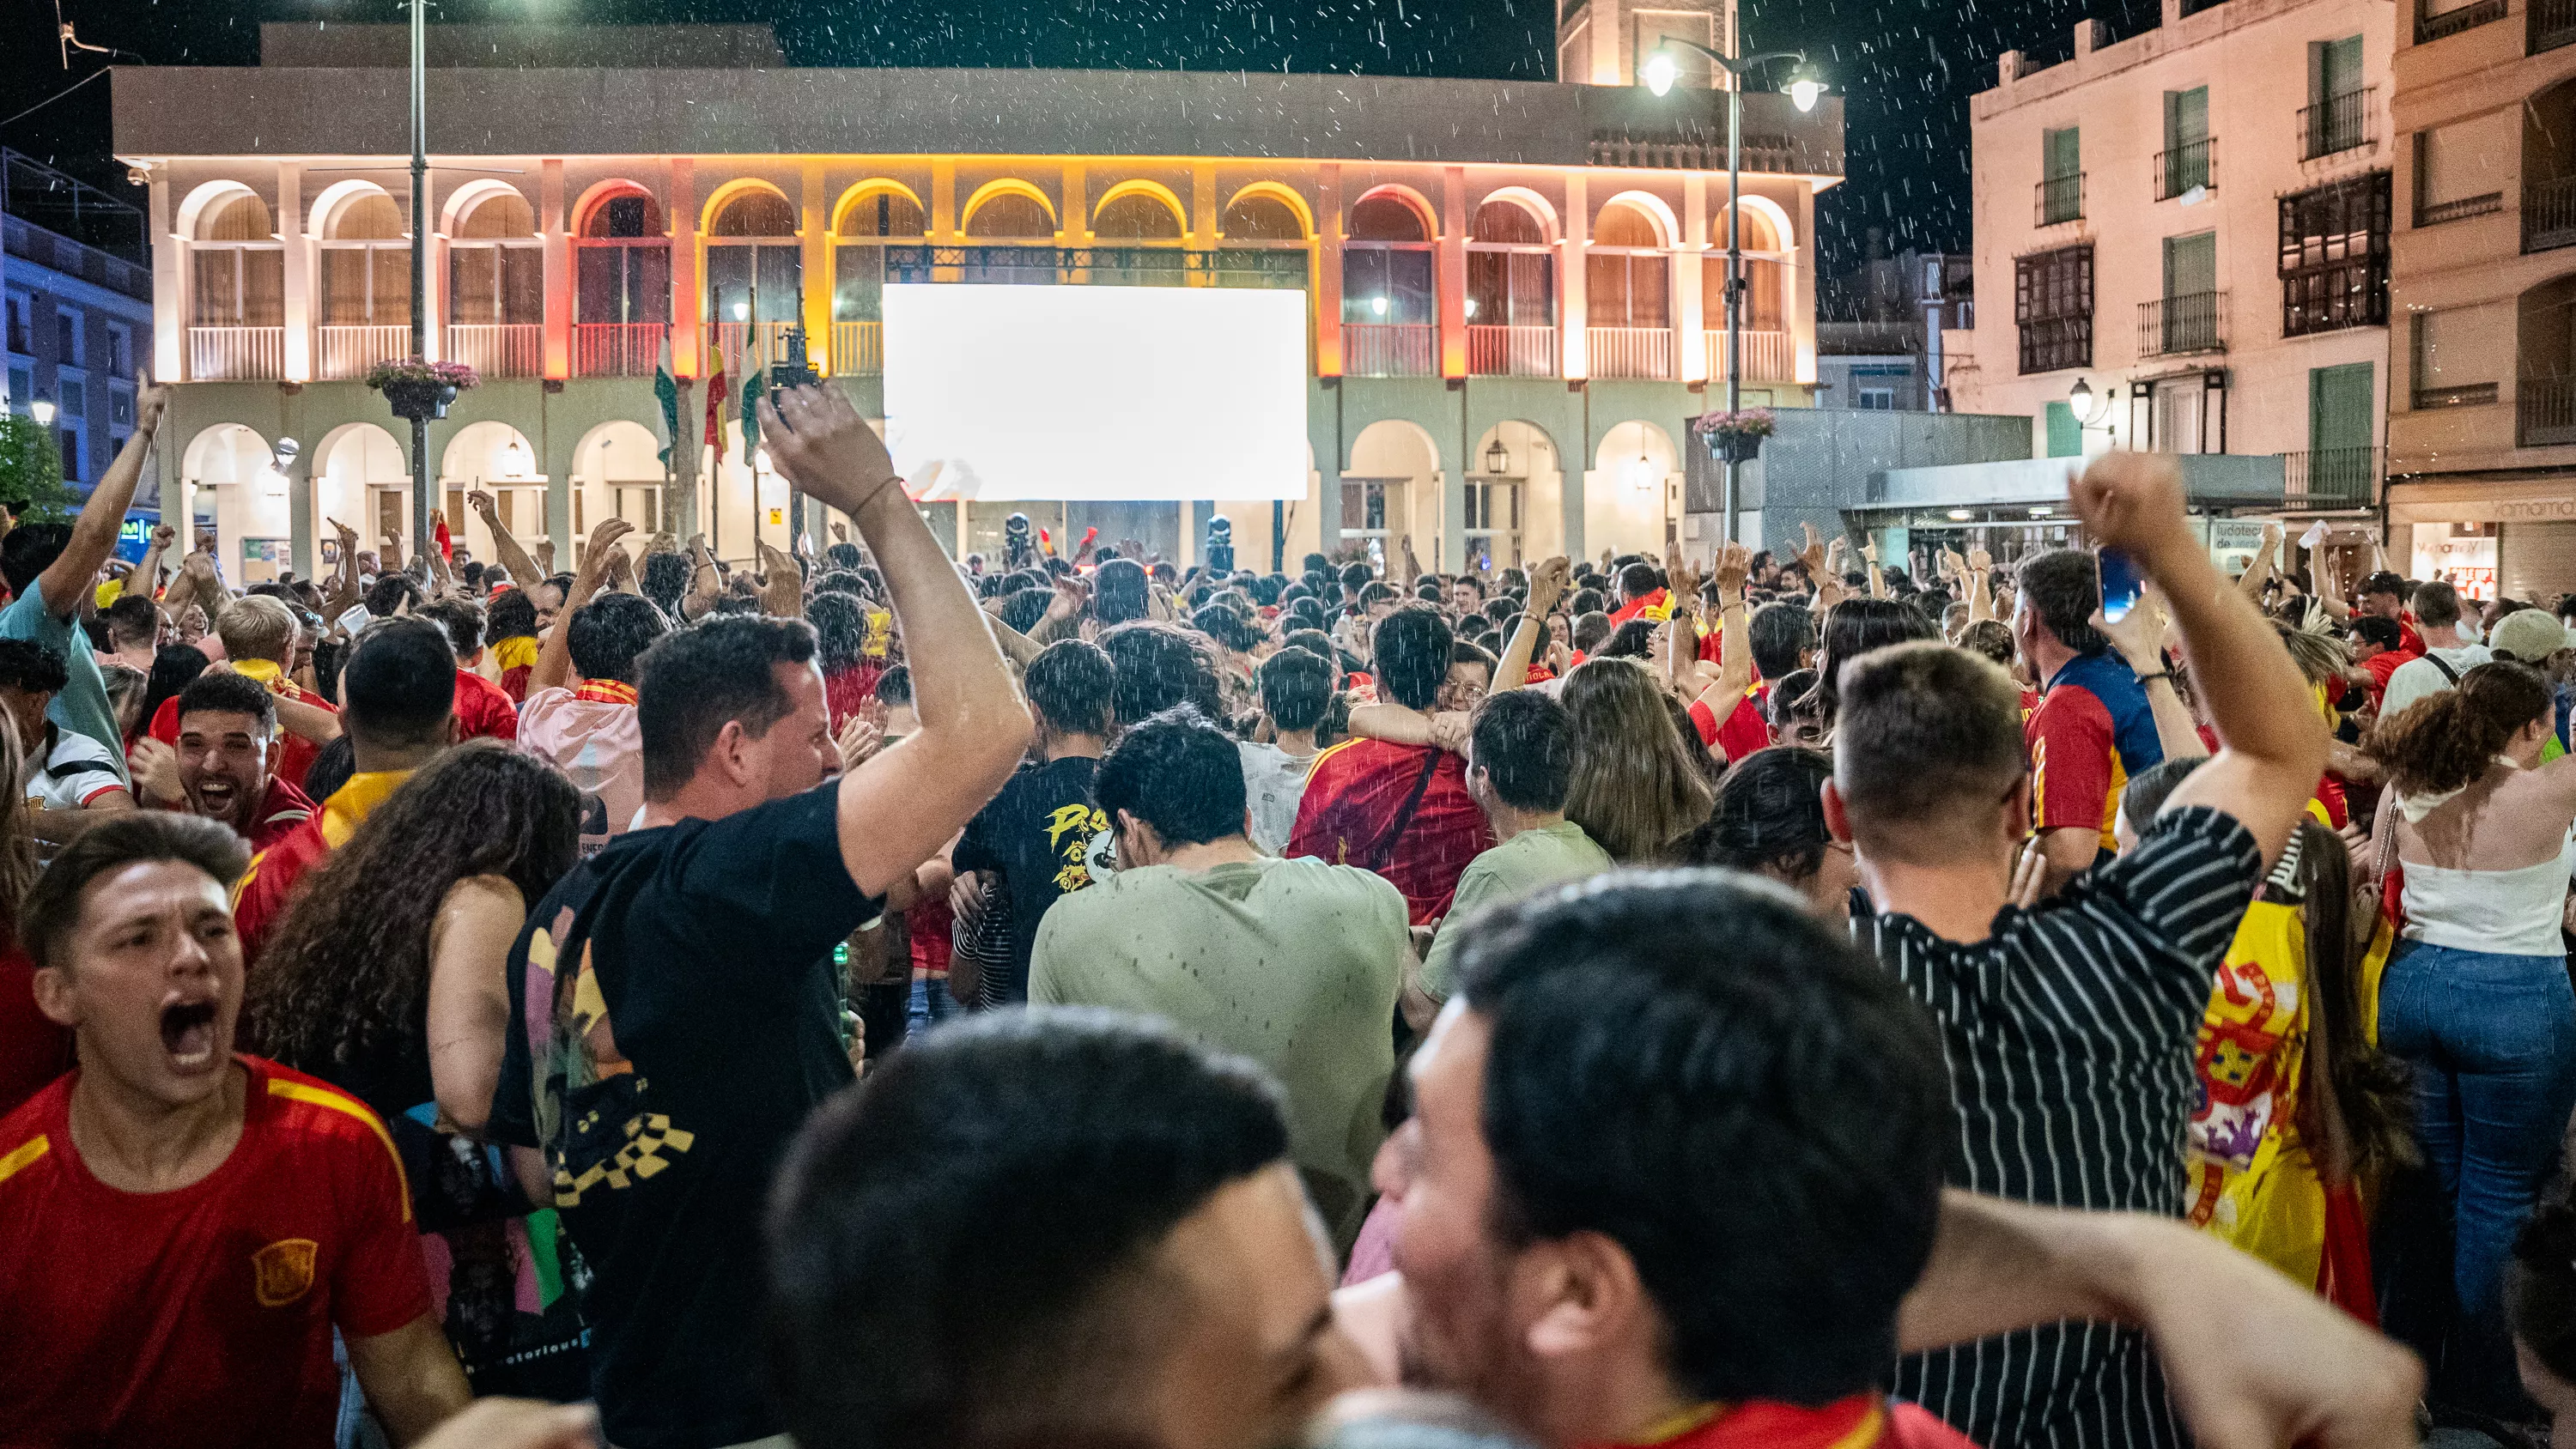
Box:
[683,534,724,621]
[123,521,175,604]
[2235,523,2281,603]
[2072,453,2329,867]
[323,517,365,621]
[756,540,805,619]
[1965,548,1996,623]
[1494,555,1568,691]
[757,385,1033,898]
[1862,537,1888,600]
[530,518,631,694]
[465,492,544,595]
[2093,589,2208,763]
[1661,545,1704,694]
[1690,544,1756,756]
[35,385,167,619]
[2310,543,2354,622]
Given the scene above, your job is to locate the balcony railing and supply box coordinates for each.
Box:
[708,321,799,381]
[2156,138,2217,201]
[2536,0,2576,51]
[186,325,283,381]
[316,324,410,381]
[447,324,540,379]
[1343,323,1437,378]
[2140,293,2227,357]
[1704,328,1795,383]
[2419,191,2505,227]
[2300,89,2376,161]
[1587,326,1674,379]
[2036,173,2085,227]
[2282,446,2383,508]
[2518,374,2576,446]
[1467,324,1557,377]
[2527,175,2576,252]
[2417,0,2506,41]
[880,245,1309,289]
[831,320,884,377]
[574,323,664,378]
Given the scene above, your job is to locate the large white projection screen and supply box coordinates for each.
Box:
[882,282,1309,503]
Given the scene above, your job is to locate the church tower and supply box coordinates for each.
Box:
[1556,0,1736,88]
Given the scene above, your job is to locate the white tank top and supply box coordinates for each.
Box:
[2401,833,2576,958]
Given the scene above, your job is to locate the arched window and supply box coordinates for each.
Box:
[191,192,283,328]
[1586,201,1667,330]
[834,190,925,324]
[1094,191,1184,241]
[1468,200,1553,330]
[706,188,802,338]
[1221,193,1306,242]
[576,189,670,329]
[1704,208,1785,331]
[321,192,408,327]
[450,191,540,326]
[964,191,1055,239]
[1342,193,1434,325]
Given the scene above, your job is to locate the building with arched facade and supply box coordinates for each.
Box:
[112,14,1840,579]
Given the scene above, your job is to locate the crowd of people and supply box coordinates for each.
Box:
[7,381,2576,1449]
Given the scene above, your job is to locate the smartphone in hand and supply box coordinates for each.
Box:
[2096,547,2147,623]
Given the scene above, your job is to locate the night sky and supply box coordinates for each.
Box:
[4,0,2165,279]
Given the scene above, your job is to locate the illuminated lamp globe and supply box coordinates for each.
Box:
[1643,48,1680,96]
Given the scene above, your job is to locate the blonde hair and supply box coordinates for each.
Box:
[215,595,298,665]
[1560,658,1715,864]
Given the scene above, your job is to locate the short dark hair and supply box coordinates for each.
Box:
[0,638,69,696]
[1372,603,1453,712]
[1094,706,1248,846]
[636,615,817,799]
[1831,641,2026,862]
[874,664,913,707]
[807,592,872,673]
[1686,746,1832,882]
[487,585,541,642]
[826,542,864,571]
[105,594,161,649]
[1747,603,1814,682]
[997,588,1050,637]
[2015,550,2108,655]
[341,618,459,750]
[1258,646,1334,733]
[2117,755,2205,836]
[0,525,73,599]
[1098,621,1222,726]
[1571,610,1613,653]
[2351,615,2403,652]
[2414,579,2464,629]
[1616,561,1662,603]
[416,597,486,658]
[568,592,671,686]
[365,573,426,621]
[767,1009,1290,1449]
[23,813,251,974]
[1468,689,1576,813]
[641,552,693,616]
[1092,558,1152,627]
[1455,871,1949,1405]
[2363,571,2404,602]
[1025,640,1117,739]
[175,670,277,738]
[1339,561,1371,594]
[1191,603,1261,654]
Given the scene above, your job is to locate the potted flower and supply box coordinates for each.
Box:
[1694,407,1775,464]
[366,358,479,421]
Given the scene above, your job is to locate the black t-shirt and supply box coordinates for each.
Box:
[951,754,1109,1005]
[491,783,880,1449]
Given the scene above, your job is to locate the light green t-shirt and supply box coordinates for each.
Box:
[1030,853,1406,1242]
[1418,820,1615,1002]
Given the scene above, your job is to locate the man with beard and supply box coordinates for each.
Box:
[768,972,2421,1449]
[128,671,315,853]
[0,814,468,1446]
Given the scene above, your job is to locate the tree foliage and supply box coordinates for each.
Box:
[0,415,83,523]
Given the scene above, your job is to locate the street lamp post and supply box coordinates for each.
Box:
[406,0,433,568]
[1645,39,1823,545]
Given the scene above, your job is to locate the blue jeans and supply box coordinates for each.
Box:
[907,974,959,1036]
[2378,941,2576,1416]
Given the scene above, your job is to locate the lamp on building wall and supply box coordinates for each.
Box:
[1625,452,1659,492]
[29,399,53,427]
[2069,376,2114,426]
[273,437,301,470]
[503,438,529,478]
[1370,296,1388,317]
[1485,438,1510,476]
[1645,35,1826,545]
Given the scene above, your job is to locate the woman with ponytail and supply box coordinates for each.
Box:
[2364,661,2576,1416]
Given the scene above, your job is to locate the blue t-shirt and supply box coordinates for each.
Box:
[0,574,125,782]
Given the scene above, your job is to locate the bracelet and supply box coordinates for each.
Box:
[2135,670,2172,684]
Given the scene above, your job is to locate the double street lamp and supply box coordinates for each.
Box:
[1644,38,1825,545]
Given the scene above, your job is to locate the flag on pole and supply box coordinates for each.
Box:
[740,371,764,459]
[652,340,679,464]
[704,361,729,456]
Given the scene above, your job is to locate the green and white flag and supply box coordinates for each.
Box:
[653,339,679,464]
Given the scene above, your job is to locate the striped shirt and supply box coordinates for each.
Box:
[1869,805,2264,1449]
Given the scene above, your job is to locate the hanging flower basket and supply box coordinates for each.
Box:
[1693,407,1775,464]
[367,359,478,421]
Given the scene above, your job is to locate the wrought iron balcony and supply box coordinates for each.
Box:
[2139,292,2227,357]
[2155,138,2217,201]
[2035,173,2085,227]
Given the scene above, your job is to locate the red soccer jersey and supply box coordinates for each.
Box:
[454,668,519,742]
[232,770,412,966]
[1608,588,1670,627]
[1688,682,1774,764]
[1286,737,1493,925]
[1591,1396,1983,1449]
[825,663,886,733]
[0,1057,433,1449]
[2361,647,2415,712]
[149,667,334,798]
